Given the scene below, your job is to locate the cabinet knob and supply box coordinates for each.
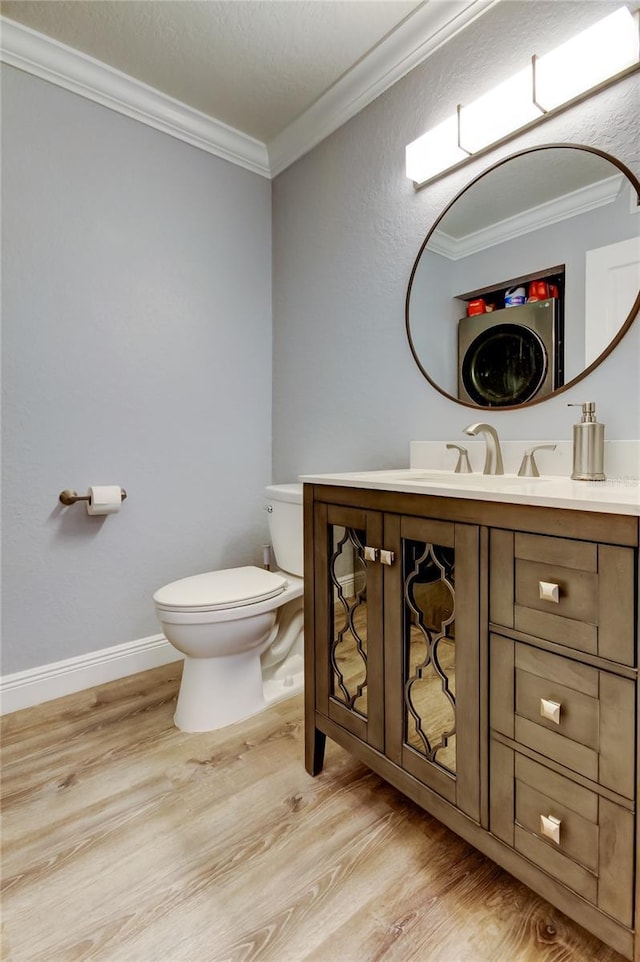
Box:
[540,698,562,724]
[539,581,560,603]
[539,813,562,845]
[380,549,395,566]
[364,546,378,562]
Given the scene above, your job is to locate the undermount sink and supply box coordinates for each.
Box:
[394,471,552,486]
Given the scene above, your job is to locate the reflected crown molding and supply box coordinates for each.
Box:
[0,2,497,178]
[429,174,625,260]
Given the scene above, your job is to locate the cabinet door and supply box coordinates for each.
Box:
[313,502,384,751]
[385,515,481,821]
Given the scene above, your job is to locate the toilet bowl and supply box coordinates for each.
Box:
[153,484,304,732]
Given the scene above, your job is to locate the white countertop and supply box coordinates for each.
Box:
[300,469,640,516]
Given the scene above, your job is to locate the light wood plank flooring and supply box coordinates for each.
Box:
[1,663,623,962]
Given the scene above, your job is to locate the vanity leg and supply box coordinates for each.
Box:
[306,728,326,776]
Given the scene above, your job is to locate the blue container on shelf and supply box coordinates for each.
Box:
[504,286,526,307]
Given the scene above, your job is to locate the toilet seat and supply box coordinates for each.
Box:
[153,566,287,613]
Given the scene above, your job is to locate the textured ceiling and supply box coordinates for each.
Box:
[0,0,421,142]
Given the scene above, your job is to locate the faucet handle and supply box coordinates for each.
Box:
[446,443,473,474]
[517,443,557,478]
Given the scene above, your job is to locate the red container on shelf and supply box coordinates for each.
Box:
[528,280,550,301]
[466,298,486,316]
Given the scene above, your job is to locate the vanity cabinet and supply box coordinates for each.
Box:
[489,529,637,934]
[304,483,639,960]
[310,499,481,819]
[311,502,385,754]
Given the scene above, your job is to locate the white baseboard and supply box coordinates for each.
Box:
[333,572,367,601]
[0,634,183,715]
[334,573,355,600]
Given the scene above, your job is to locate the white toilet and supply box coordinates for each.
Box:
[153,483,304,732]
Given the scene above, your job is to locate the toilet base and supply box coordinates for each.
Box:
[175,650,266,732]
[263,667,304,709]
[164,585,305,733]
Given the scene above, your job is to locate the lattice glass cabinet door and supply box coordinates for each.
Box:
[313,503,384,751]
[385,515,481,821]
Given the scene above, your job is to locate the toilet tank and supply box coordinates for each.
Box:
[265,483,303,577]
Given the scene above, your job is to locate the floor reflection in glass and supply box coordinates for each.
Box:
[330,526,368,717]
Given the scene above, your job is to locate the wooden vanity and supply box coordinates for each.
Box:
[302,473,639,959]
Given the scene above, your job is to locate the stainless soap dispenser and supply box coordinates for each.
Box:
[568,402,605,480]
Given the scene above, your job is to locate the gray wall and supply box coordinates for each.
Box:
[2,66,272,675]
[3,0,639,678]
[272,0,640,481]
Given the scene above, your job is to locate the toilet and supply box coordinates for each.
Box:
[153,483,304,732]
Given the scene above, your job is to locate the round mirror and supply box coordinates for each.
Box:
[406,144,640,409]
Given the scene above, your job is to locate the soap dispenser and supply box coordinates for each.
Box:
[568,402,605,480]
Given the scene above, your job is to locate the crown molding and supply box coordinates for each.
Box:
[428,174,625,260]
[0,16,271,177]
[0,1,496,179]
[267,0,498,176]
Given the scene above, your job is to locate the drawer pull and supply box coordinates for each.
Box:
[380,550,395,566]
[364,546,378,562]
[539,580,560,603]
[540,814,562,845]
[540,698,562,724]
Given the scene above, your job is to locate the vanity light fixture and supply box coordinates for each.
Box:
[406,6,640,188]
[532,7,640,111]
[458,65,542,155]
[405,114,469,184]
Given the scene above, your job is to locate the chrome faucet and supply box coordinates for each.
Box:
[463,422,504,475]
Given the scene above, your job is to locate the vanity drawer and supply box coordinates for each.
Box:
[490,635,635,799]
[516,773,598,875]
[490,745,634,927]
[516,558,597,624]
[490,531,635,666]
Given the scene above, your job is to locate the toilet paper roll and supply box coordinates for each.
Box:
[86,485,122,516]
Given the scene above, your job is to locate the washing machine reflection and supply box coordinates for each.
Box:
[458,299,563,407]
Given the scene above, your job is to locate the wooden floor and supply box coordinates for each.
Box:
[1,663,623,962]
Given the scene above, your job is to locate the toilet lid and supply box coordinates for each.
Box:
[153,566,288,612]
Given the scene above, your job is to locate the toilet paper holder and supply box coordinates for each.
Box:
[59,488,127,506]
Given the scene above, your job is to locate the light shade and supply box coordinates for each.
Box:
[534,7,639,111]
[406,6,639,186]
[406,114,469,184]
[459,66,543,154]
